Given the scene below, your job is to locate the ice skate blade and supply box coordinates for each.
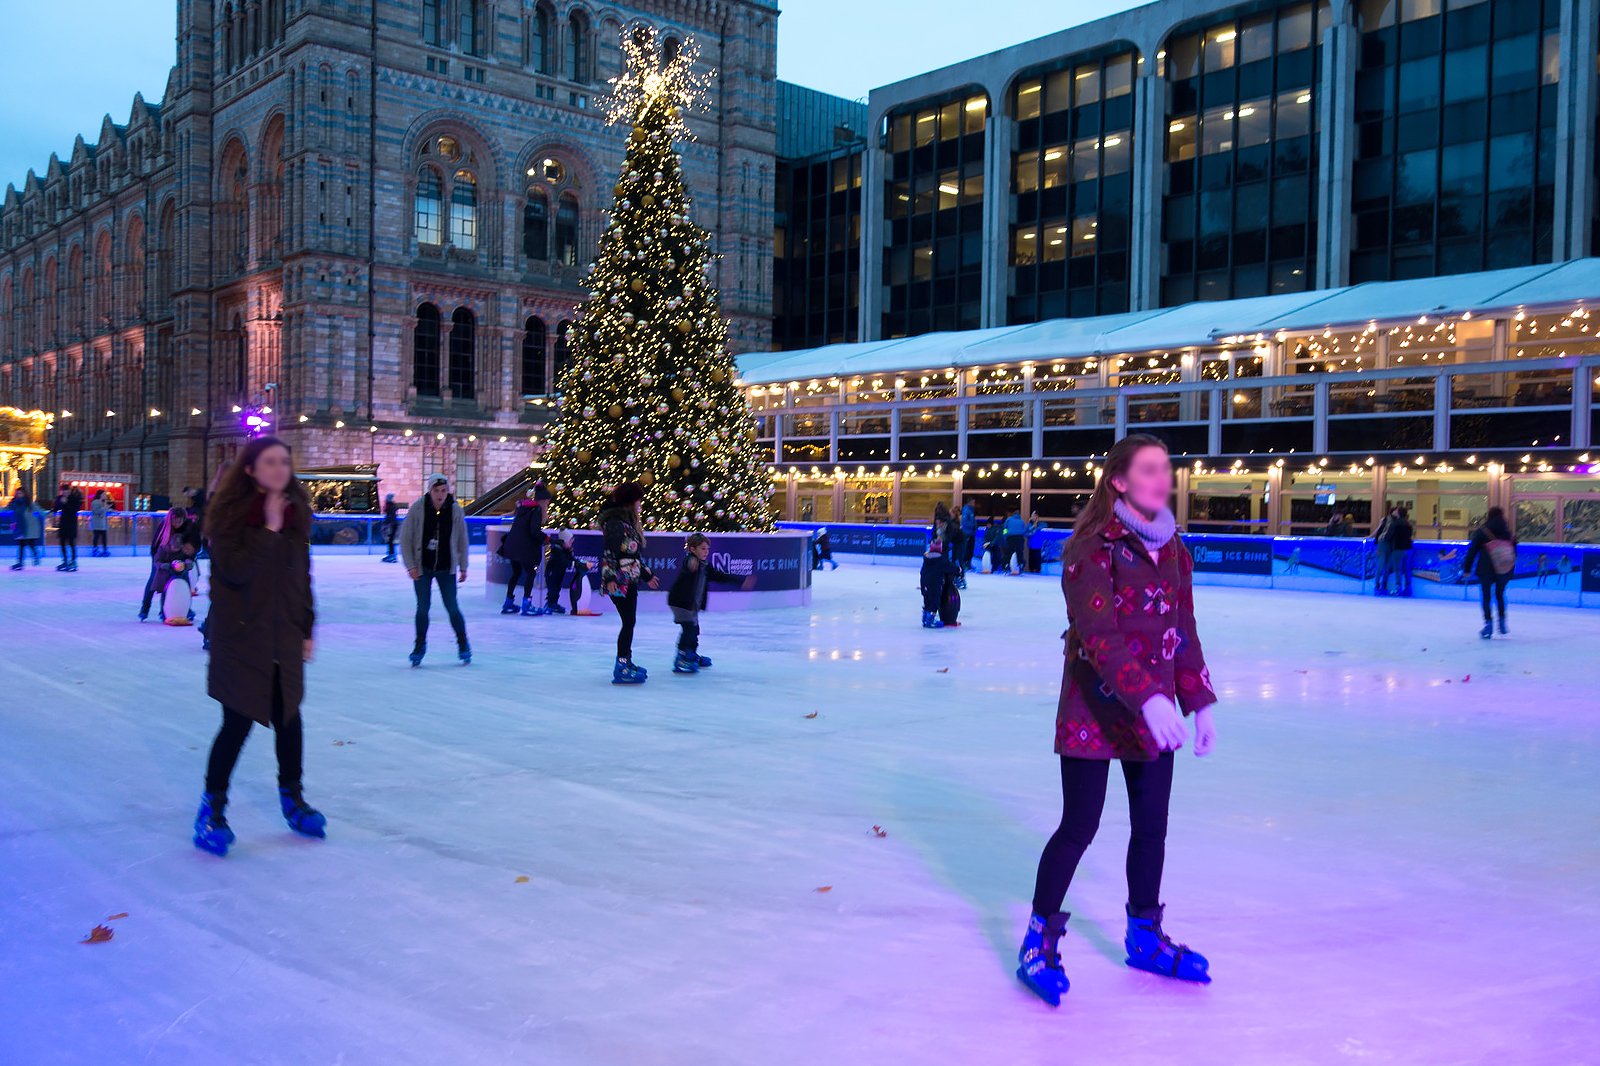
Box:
[287,821,327,839]
[193,833,231,857]
[1015,966,1065,1006]
[1125,956,1211,983]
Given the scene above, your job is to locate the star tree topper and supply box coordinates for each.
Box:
[605,28,714,136]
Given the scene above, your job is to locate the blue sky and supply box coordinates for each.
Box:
[0,0,1138,187]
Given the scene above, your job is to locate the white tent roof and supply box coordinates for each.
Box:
[735,259,1600,384]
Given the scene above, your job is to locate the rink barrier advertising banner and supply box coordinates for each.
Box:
[1183,536,1274,576]
[485,527,812,610]
[776,520,1600,608]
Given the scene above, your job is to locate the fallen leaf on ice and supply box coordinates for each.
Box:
[332,740,356,746]
[106,913,129,921]
[871,825,888,838]
[514,876,530,884]
[936,667,949,674]
[814,886,833,893]
[81,925,114,944]
[1462,674,1471,683]
[804,711,819,719]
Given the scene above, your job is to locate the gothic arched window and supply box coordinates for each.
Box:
[531,3,556,73]
[414,303,441,397]
[555,193,579,265]
[449,306,476,400]
[415,168,443,245]
[521,316,547,396]
[523,189,549,260]
[567,12,592,83]
[554,319,573,378]
[450,170,478,250]
[459,0,486,57]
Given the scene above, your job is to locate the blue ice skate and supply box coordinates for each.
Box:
[521,597,543,616]
[694,654,713,668]
[279,785,327,838]
[673,650,700,674]
[1124,904,1210,983]
[501,595,520,614]
[1016,911,1070,1006]
[612,658,647,685]
[458,643,472,665]
[409,642,425,667]
[193,792,235,857]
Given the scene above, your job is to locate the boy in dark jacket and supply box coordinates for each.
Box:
[543,530,587,614]
[667,533,750,674]
[920,536,959,629]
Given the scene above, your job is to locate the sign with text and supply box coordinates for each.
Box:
[1182,535,1273,575]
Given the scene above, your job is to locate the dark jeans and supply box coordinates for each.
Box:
[1032,753,1175,917]
[58,528,78,564]
[614,585,639,660]
[92,529,108,552]
[676,614,700,653]
[962,532,976,571]
[1480,573,1511,622]
[506,561,536,599]
[921,570,950,612]
[140,563,161,613]
[414,571,468,647]
[546,560,587,609]
[383,525,397,556]
[204,667,303,794]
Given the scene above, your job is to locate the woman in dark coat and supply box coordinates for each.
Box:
[498,498,546,615]
[1017,433,1218,1006]
[193,436,323,857]
[599,482,659,684]
[1460,506,1516,638]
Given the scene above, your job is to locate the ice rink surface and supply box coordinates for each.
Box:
[1,553,1596,1066]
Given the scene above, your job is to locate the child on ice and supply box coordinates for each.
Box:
[666,533,752,674]
[920,535,958,628]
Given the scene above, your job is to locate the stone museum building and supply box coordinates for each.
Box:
[0,0,779,503]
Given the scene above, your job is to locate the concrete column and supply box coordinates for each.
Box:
[1572,363,1593,449]
[858,127,886,341]
[1433,374,1451,451]
[1174,466,1191,528]
[1555,0,1599,260]
[1317,5,1358,290]
[981,102,1012,327]
[1129,65,1165,310]
[1313,379,1331,453]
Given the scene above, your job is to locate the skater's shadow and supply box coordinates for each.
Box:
[882,767,1124,974]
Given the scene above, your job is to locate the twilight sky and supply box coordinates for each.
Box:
[0,0,1141,188]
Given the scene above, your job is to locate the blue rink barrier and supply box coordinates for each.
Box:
[777,521,1600,610]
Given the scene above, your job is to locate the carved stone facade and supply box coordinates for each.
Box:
[0,0,777,504]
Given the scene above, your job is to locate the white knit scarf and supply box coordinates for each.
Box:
[1113,499,1177,555]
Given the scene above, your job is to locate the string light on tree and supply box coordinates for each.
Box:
[542,27,773,532]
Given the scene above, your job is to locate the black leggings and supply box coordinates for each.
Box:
[1032,753,1174,917]
[1480,573,1510,622]
[92,529,108,552]
[615,585,638,659]
[507,561,536,599]
[204,668,303,794]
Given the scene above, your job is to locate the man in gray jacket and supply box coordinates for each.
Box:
[400,473,471,665]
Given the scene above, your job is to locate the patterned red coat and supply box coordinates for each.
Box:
[1055,518,1216,761]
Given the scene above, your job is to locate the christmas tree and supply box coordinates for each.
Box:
[542,29,774,532]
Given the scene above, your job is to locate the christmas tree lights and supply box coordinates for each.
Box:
[542,28,774,532]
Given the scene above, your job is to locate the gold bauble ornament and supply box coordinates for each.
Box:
[641,194,656,207]
[668,454,682,468]
[577,449,592,463]
[675,320,692,334]
[671,386,685,401]
[711,368,727,382]
[630,278,646,292]
[639,470,655,487]
[608,403,624,419]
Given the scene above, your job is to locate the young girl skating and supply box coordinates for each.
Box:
[193,436,323,857]
[1017,433,1219,1006]
[599,482,660,684]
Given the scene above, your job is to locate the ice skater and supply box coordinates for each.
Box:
[1388,507,1414,597]
[1460,506,1516,639]
[1556,553,1572,587]
[89,490,111,557]
[1017,433,1218,1006]
[140,507,200,621]
[811,526,838,570]
[380,492,401,562]
[51,482,83,571]
[667,533,752,673]
[193,436,324,858]
[599,482,659,685]
[1535,553,1549,588]
[543,529,587,614]
[401,473,472,666]
[919,534,959,628]
[8,488,44,569]
[498,495,546,616]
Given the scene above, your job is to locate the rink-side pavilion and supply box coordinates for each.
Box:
[735,260,1600,542]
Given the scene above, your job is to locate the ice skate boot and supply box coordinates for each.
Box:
[458,642,472,665]
[521,597,542,616]
[547,603,567,615]
[8,563,21,572]
[922,610,934,628]
[278,785,327,838]
[1480,621,1492,640]
[193,791,235,856]
[612,658,647,684]
[409,642,426,667]
[673,650,700,674]
[1016,911,1070,1006]
[695,654,713,668]
[1124,904,1210,983]
[501,595,519,614]
[1497,617,1508,635]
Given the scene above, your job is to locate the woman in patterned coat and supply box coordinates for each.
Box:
[1016,433,1219,1006]
[599,481,660,684]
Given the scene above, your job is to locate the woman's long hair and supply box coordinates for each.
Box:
[156,506,187,551]
[1065,433,1170,563]
[203,436,313,541]
[1482,506,1513,541]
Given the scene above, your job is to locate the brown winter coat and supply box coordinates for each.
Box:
[1056,517,1216,761]
[206,503,315,726]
